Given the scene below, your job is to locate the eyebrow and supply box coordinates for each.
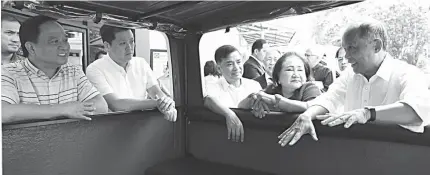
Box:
[3,30,18,33]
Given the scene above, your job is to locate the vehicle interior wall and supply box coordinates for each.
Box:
[3,111,182,175]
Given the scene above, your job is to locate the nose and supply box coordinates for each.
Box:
[291,69,299,77]
[11,34,20,42]
[59,40,70,51]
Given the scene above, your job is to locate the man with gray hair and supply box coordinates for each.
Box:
[278,20,430,146]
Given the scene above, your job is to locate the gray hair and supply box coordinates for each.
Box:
[344,20,388,50]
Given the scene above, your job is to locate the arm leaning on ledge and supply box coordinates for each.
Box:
[204,95,244,142]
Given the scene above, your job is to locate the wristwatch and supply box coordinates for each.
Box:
[364,106,376,122]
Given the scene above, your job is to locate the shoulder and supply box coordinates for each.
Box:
[2,61,24,71]
[242,78,262,88]
[244,57,257,65]
[301,82,321,91]
[132,56,150,65]
[242,77,259,84]
[391,58,422,75]
[131,57,153,70]
[87,58,107,71]
[2,61,26,77]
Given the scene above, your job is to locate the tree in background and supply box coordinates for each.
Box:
[311,0,430,67]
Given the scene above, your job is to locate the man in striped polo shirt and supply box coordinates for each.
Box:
[2,15,108,123]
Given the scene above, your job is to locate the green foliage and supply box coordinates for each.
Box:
[311,0,430,66]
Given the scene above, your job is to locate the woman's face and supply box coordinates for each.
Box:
[278,56,307,90]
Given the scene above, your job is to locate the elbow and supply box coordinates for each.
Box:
[1,105,14,123]
[96,100,109,114]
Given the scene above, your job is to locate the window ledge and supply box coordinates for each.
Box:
[186,107,430,147]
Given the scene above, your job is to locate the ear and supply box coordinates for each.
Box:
[103,41,110,51]
[24,42,35,56]
[374,38,383,53]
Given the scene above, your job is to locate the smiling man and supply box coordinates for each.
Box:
[204,45,262,143]
[278,20,430,146]
[2,15,108,123]
[85,25,176,122]
[1,13,25,65]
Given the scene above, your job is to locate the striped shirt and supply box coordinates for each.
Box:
[2,59,99,105]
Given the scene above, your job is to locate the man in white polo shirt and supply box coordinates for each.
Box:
[86,25,176,122]
[204,45,262,143]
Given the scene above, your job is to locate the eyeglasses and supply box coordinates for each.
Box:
[304,53,317,57]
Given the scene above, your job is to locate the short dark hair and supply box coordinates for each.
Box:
[1,13,20,23]
[251,39,267,54]
[95,50,107,60]
[272,52,313,90]
[19,15,57,57]
[214,45,239,64]
[335,47,345,58]
[100,25,130,44]
[204,60,221,77]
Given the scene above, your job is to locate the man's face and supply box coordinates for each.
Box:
[263,50,280,76]
[106,30,135,64]
[30,21,70,66]
[218,51,243,82]
[255,44,269,62]
[342,30,376,75]
[1,20,21,54]
[336,48,349,71]
[305,48,320,68]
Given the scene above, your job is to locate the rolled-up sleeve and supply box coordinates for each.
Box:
[398,68,430,132]
[1,67,19,104]
[76,66,100,102]
[307,70,350,113]
[86,64,113,96]
[142,60,158,90]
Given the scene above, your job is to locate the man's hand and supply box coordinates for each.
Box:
[60,102,95,120]
[156,95,175,113]
[317,108,370,128]
[226,114,244,142]
[163,108,177,122]
[278,114,318,146]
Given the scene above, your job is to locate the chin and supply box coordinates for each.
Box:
[58,58,69,65]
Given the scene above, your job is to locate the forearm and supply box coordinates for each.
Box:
[204,96,236,118]
[278,97,308,113]
[86,95,109,114]
[2,102,63,123]
[302,105,329,120]
[108,98,158,112]
[374,102,423,125]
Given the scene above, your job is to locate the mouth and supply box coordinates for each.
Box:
[231,72,241,76]
[58,53,68,57]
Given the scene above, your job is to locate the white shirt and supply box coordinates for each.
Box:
[86,54,157,100]
[309,54,430,132]
[204,77,262,108]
